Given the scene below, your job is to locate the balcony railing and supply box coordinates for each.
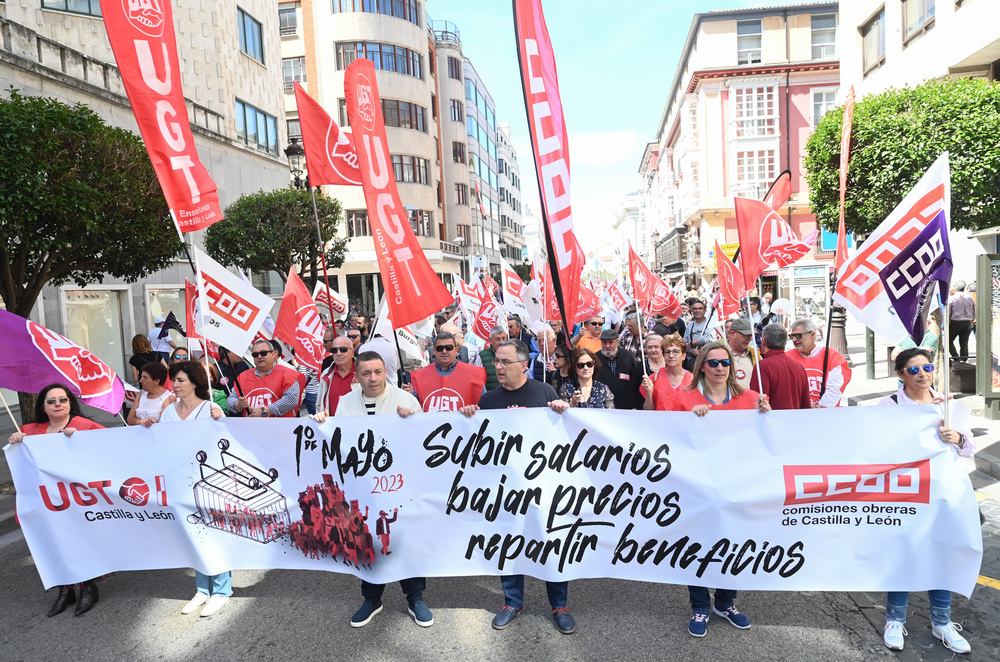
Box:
[440,240,463,256]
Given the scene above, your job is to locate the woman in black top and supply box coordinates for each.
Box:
[128,334,166,384]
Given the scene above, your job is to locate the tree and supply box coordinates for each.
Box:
[805,78,1000,235]
[0,89,184,318]
[512,261,532,283]
[204,188,347,289]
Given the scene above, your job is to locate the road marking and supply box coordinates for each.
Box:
[976,492,989,502]
[978,575,1000,591]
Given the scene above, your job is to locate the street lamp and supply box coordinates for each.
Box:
[284,138,305,189]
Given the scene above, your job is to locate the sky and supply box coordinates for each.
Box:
[428,0,810,255]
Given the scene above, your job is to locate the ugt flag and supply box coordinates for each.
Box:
[879,212,953,345]
[0,309,125,413]
[274,268,327,373]
[293,81,361,186]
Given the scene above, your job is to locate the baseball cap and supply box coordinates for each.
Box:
[730,319,753,336]
[154,316,166,324]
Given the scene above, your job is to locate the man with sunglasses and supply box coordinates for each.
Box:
[228,339,305,417]
[786,318,852,407]
[573,316,605,354]
[408,331,486,412]
[317,335,356,416]
[439,322,482,367]
[757,324,811,410]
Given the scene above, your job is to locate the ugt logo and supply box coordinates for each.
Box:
[40,476,168,512]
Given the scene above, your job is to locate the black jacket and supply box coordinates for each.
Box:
[594,348,644,410]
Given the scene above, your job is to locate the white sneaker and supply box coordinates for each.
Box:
[199,594,230,617]
[181,592,209,615]
[932,621,971,654]
[883,620,906,650]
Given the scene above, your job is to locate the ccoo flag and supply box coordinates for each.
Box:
[879,212,953,345]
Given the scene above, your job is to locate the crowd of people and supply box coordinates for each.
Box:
[5,292,976,654]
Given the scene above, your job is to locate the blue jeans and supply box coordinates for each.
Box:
[362,577,425,604]
[886,590,952,625]
[301,392,317,415]
[500,575,568,609]
[688,586,737,612]
[196,571,232,597]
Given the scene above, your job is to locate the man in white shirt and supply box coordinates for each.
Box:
[147,317,177,361]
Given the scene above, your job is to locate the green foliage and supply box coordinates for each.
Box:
[512,261,532,283]
[805,78,1000,235]
[205,187,347,288]
[0,88,183,317]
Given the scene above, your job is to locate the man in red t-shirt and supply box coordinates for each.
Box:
[786,318,852,407]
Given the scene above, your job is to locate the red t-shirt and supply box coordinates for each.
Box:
[21,416,105,436]
[650,368,694,410]
[325,363,356,414]
[663,386,760,412]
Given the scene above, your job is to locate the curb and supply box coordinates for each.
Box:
[974,442,1000,480]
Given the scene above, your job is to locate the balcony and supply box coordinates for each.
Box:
[440,240,463,256]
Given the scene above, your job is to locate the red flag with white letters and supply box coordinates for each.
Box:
[471,298,502,342]
[735,197,816,290]
[343,59,454,328]
[714,241,745,318]
[99,0,222,232]
[293,82,361,186]
[274,268,326,373]
[628,244,682,318]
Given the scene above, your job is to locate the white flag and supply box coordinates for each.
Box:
[500,257,531,324]
[237,268,276,340]
[311,280,350,321]
[194,248,275,353]
[372,295,427,366]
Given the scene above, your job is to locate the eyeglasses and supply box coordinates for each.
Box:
[555,354,568,360]
[789,332,813,340]
[323,337,335,343]
[347,334,361,340]
[663,349,682,355]
[251,350,272,358]
[331,347,352,354]
[576,361,595,369]
[496,359,525,367]
[904,363,934,376]
[705,358,732,368]
[45,397,70,405]
[435,344,455,352]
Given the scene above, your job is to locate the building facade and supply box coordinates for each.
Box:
[0,1,288,401]
[640,2,840,321]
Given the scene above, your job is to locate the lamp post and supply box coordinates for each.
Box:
[284,138,306,189]
[454,236,468,282]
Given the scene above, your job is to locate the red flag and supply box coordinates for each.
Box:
[483,272,501,301]
[836,86,856,274]
[628,244,682,318]
[293,82,361,186]
[471,298,501,342]
[514,0,587,326]
[474,179,488,217]
[574,286,602,323]
[274,268,326,373]
[343,59,454,328]
[763,170,792,211]
[735,197,816,290]
[99,0,221,232]
[714,241,745,317]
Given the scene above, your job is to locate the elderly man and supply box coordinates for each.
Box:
[786,318,852,407]
[458,339,575,635]
[439,322,482,367]
[618,311,645,359]
[574,315,605,354]
[949,280,976,362]
[507,317,540,364]
[479,326,509,391]
[595,329,643,410]
[651,312,685,339]
[726,319,760,389]
[317,352,430,629]
[407,331,486,412]
[528,327,559,382]
[228,339,305,417]
[758,324,811,410]
[317,335,356,416]
[682,300,710,369]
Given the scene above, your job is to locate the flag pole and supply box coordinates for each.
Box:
[635,306,648,377]
[746,291,766,397]
[307,183,338,338]
[820,264,834,401]
[0,390,21,434]
[940,289,951,428]
[192,250,213,394]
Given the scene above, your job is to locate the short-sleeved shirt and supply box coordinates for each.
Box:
[479,378,559,410]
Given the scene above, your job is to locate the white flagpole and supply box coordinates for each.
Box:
[635,306,648,377]
[192,250,212,387]
[746,291,766,397]
[940,288,950,428]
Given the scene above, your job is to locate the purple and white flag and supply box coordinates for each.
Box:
[879,211,953,344]
[0,309,125,413]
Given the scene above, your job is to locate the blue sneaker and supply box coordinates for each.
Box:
[492,605,522,630]
[689,610,709,637]
[552,606,576,634]
[350,600,383,627]
[407,600,434,627]
[713,605,750,629]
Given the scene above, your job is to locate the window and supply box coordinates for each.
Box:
[335,41,422,79]
[456,183,468,205]
[347,210,371,237]
[282,57,306,91]
[42,0,101,15]
[733,86,777,137]
[862,9,886,74]
[279,4,297,36]
[453,141,466,164]
[235,100,279,155]
[812,89,838,128]
[450,99,464,122]
[737,19,762,65]
[382,100,426,132]
[466,115,477,140]
[465,79,476,102]
[409,210,433,237]
[287,119,301,140]
[811,14,836,59]
[903,0,935,43]
[736,150,776,194]
[431,94,437,119]
[238,8,265,63]
[332,0,420,25]
[448,56,462,80]
[390,155,430,184]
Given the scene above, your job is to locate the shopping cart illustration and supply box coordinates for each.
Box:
[187,439,290,543]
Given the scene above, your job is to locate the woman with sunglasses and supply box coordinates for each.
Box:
[559,348,614,409]
[547,344,574,394]
[7,383,106,617]
[642,334,693,410]
[877,347,974,654]
[169,347,190,363]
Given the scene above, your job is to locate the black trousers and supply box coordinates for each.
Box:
[361,577,425,604]
[949,320,973,361]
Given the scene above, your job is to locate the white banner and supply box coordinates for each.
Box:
[311,280,349,320]
[195,249,275,352]
[6,407,981,595]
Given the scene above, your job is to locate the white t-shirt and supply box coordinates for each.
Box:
[147,327,173,353]
[135,390,172,422]
[159,400,213,423]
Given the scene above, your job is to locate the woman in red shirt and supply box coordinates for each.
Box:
[7,383,105,618]
[643,333,694,410]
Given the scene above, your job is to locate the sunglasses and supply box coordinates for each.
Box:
[705,358,732,368]
[331,347,351,354]
[45,397,70,405]
[347,334,361,340]
[789,332,813,340]
[173,354,189,359]
[576,361,595,369]
[904,363,934,376]
[251,350,272,358]
[435,344,455,352]
[588,321,604,326]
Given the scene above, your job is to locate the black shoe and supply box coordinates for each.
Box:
[74,582,99,616]
[552,606,576,634]
[492,605,522,630]
[47,585,75,617]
